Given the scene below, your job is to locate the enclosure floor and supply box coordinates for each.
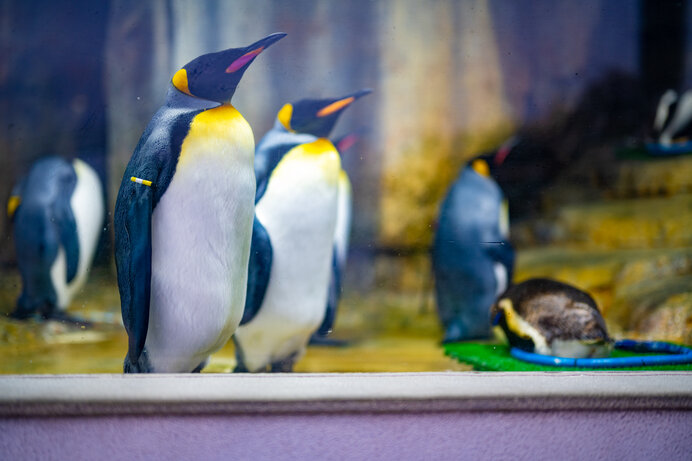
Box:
[0,270,468,374]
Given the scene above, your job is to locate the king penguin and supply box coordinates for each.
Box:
[114,33,286,373]
[235,89,371,372]
[490,278,611,358]
[310,133,360,345]
[432,155,514,343]
[9,156,104,322]
[652,89,692,147]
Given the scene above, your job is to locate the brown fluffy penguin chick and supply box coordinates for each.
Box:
[491,278,611,358]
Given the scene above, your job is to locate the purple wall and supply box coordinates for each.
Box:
[2,410,691,460]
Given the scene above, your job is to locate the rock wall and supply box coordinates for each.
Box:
[0,0,648,265]
[101,0,641,250]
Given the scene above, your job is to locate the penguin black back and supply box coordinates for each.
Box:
[12,157,79,318]
[432,159,514,342]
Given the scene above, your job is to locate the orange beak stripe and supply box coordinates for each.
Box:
[317,97,355,117]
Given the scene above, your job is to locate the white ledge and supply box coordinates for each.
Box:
[1,372,691,416]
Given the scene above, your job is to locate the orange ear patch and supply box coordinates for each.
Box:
[7,196,21,218]
[471,159,490,177]
[277,103,293,131]
[172,68,193,96]
[317,97,355,117]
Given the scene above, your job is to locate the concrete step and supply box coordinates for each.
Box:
[548,193,692,249]
[614,154,692,199]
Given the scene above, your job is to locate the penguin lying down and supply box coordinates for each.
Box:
[490,278,611,359]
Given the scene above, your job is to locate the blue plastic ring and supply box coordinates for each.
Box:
[510,340,692,368]
[645,141,692,156]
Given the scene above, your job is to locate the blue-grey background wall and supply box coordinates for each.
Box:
[0,0,687,266]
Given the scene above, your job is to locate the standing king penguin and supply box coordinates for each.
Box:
[311,133,360,344]
[114,33,285,373]
[432,156,514,343]
[235,89,371,372]
[9,157,104,321]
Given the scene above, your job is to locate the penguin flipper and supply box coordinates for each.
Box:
[255,142,295,203]
[241,216,272,325]
[53,196,80,284]
[317,247,341,335]
[484,239,515,282]
[115,181,154,366]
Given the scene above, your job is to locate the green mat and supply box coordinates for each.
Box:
[444,342,692,371]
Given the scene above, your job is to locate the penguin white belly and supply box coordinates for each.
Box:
[550,339,610,358]
[235,145,340,371]
[333,171,352,269]
[49,248,68,309]
[145,107,255,372]
[49,160,104,310]
[493,262,508,297]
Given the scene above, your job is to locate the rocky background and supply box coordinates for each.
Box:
[0,0,691,344]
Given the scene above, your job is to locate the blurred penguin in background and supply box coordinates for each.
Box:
[478,136,559,221]
[236,89,371,372]
[8,156,104,322]
[432,150,514,343]
[310,132,361,346]
[651,89,692,148]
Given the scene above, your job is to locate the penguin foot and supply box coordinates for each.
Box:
[233,362,250,373]
[8,307,35,320]
[191,359,208,373]
[123,349,153,373]
[270,353,298,373]
[41,310,92,328]
[441,323,490,344]
[441,323,465,344]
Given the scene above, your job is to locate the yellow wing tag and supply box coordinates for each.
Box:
[131,176,153,187]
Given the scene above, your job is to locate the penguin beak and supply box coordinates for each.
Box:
[335,133,359,153]
[494,136,519,166]
[226,32,287,73]
[317,88,372,118]
[491,311,503,326]
[490,301,503,326]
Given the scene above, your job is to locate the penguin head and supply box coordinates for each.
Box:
[493,136,519,166]
[470,159,491,178]
[277,89,372,138]
[490,302,503,326]
[471,136,518,176]
[490,298,541,353]
[171,32,286,104]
